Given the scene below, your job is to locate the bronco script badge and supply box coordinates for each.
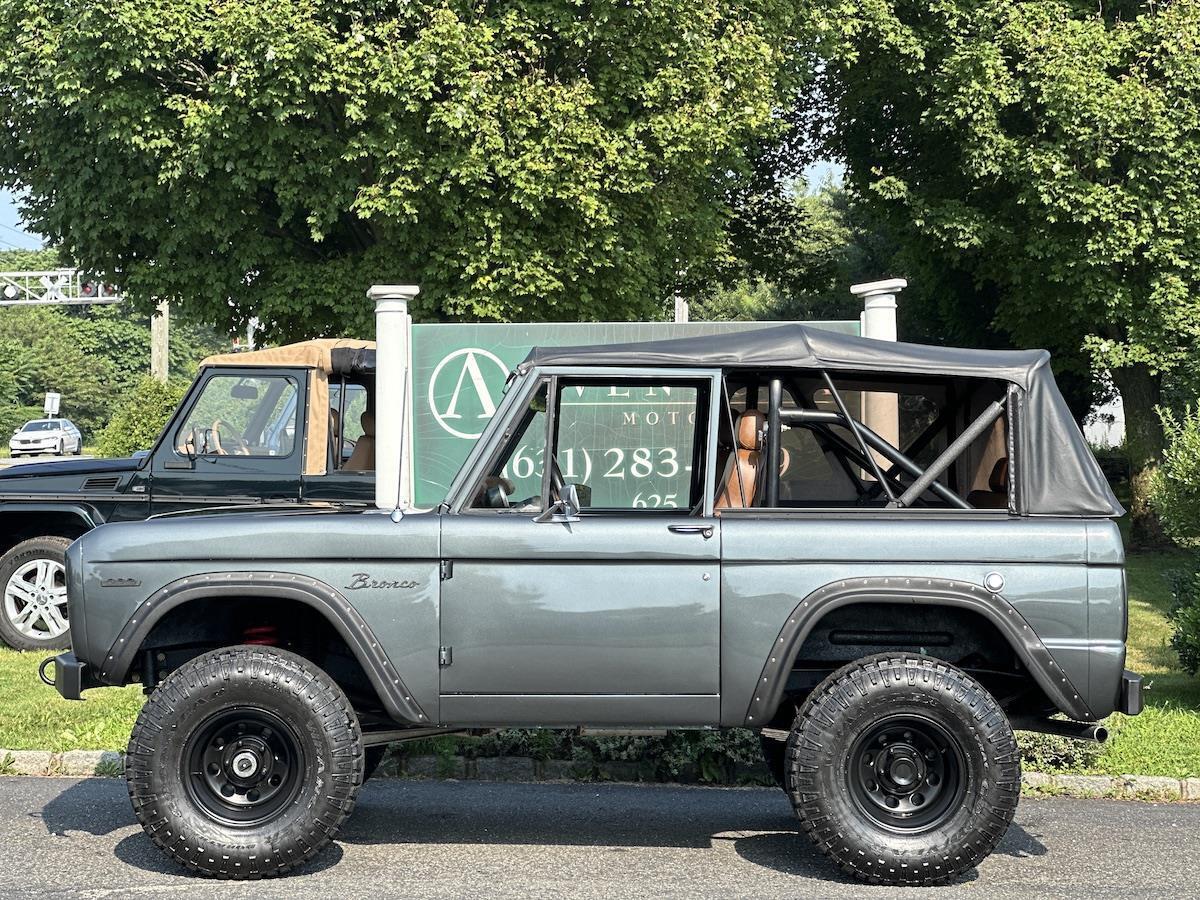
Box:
[344,573,420,591]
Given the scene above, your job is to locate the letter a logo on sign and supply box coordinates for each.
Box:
[429,348,509,439]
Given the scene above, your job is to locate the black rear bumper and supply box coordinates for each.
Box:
[52,652,99,701]
[1119,669,1143,716]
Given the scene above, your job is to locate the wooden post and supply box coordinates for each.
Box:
[150,301,169,382]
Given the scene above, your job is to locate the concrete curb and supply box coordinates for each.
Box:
[1,749,1196,800]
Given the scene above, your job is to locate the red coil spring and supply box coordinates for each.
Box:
[242,624,279,646]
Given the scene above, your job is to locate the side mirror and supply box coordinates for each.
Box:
[561,483,581,517]
[535,482,583,524]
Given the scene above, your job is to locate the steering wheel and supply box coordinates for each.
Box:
[210,419,250,456]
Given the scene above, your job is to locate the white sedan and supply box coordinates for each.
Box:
[8,419,83,457]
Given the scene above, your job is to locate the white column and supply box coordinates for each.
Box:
[852,277,904,342]
[851,278,905,463]
[369,284,420,512]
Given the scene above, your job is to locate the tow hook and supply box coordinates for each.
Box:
[37,656,55,686]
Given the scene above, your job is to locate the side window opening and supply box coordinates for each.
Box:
[719,372,1010,511]
[329,380,373,472]
[469,383,549,512]
[551,379,708,512]
[176,374,299,458]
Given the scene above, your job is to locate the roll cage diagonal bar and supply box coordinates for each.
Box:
[890,398,1006,509]
[780,409,972,510]
[819,370,898,503]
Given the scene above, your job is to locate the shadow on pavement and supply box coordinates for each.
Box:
[36,777,1047,886]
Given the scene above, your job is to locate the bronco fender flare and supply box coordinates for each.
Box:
[99,571,428,724]
[743,575,1094,726]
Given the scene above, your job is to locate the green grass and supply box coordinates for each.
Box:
[1074,547,1200,778]
[0,650,141,750]
[0,548,1197,778]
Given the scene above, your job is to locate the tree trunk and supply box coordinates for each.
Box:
[1110,363,1168,549]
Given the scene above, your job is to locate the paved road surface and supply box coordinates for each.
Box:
[1,777,1196,899]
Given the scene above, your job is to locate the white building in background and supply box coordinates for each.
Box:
[1085,396,1126,449]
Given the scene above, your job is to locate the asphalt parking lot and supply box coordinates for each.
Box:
[1,777,1197,899]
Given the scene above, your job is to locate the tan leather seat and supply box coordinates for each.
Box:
[967,457,1008,509]
[344,411,376,472]
[715,410,764,511]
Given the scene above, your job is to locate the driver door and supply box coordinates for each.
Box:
[150,368,305,515]
[439,369,723,727]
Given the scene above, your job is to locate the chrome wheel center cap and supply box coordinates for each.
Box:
[232,751,259,778]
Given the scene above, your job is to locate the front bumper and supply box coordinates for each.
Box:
[52,652,100,701]
[1119,669,1143,716]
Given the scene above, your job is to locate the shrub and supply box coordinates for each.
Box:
[1167,567,1200,676]
[95,377,188,458]
[1151,407,1200,675]
[1152,407,1200,543]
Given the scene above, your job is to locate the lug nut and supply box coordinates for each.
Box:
[928,773,940,786]
[911,793,924,806]
[207,763,219,776]
[220,784,234,797]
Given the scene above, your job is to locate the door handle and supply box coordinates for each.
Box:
[668,524,714,539]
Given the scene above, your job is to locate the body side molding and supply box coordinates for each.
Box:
[99,571,428,724]
[744,575,1095,725]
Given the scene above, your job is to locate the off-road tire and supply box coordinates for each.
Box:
[126,645,364,879]
[0,536,73,651]
[785,654,1020,886]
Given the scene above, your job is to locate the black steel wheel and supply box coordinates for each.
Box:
[784,654,1020,886]
[184,707,306,827]
[845,714,966,833]
[126,645,364,879]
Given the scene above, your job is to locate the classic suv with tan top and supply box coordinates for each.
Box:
[0,339,377,651]
[56,324,1140,886]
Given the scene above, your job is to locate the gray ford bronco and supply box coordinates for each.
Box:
[52,324,1141,885]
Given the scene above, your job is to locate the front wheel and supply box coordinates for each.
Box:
[126,646,364,879]
[785,654,1019,886]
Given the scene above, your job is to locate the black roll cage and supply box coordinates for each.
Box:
[725,369,1011,512]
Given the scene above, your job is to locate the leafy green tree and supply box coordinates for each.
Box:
[807,0,1200,544]
[695,184,882,322]
[0,0,805,340]
[96,378,189,458]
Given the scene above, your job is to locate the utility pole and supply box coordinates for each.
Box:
[150,301,169,382]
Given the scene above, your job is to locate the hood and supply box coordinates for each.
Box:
[0,455,143,483]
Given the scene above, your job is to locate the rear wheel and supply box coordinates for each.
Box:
[0,536,72,651]
[785,654,1019,886]
[126,646,364,879]
[56,439,64,456]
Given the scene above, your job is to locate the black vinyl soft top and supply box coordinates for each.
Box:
[519,324,1123,519]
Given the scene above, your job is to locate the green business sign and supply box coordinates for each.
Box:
[410,320,858,508]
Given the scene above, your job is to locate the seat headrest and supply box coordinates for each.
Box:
[360,411,375,437]
[989,457,1009,493]
[737,410,764,452]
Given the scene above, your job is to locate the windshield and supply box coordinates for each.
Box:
[21,421,59,432]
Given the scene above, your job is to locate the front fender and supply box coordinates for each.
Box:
[97,571,430,725]
[743,575,1094,726]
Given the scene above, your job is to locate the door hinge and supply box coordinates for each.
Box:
[439,646,453,667]
[440,559,453,581]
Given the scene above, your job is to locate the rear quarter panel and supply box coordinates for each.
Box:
[720,514,1123,725]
